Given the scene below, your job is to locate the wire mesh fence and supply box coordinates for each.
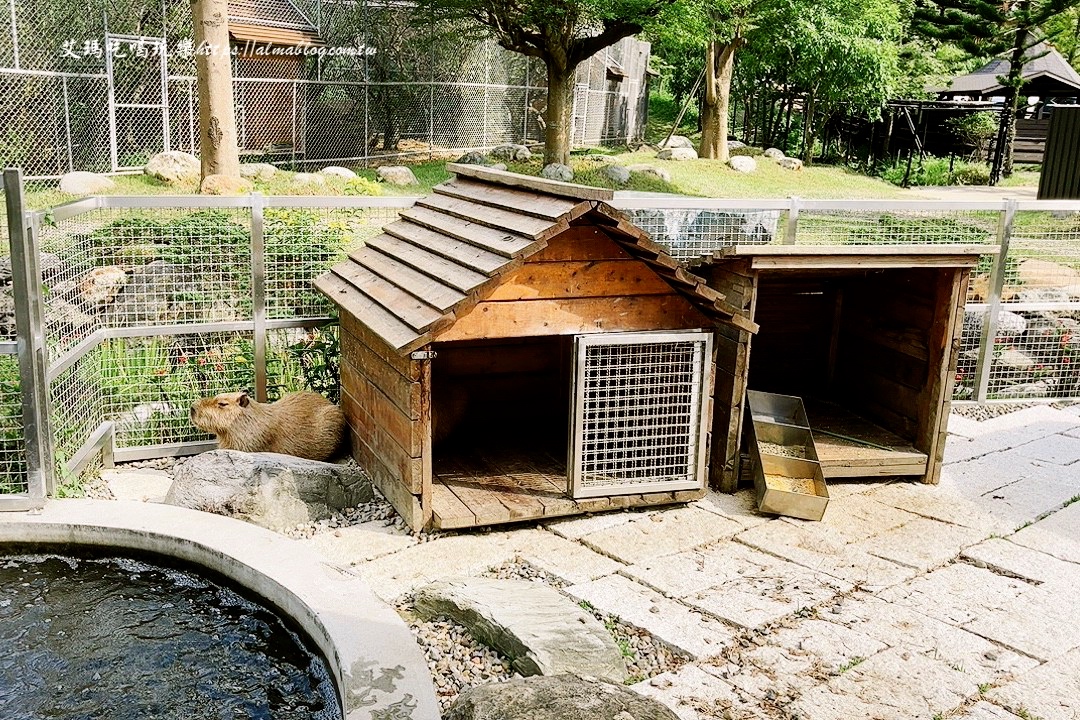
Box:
[613,197,1080,404]
[4,183,1080,503]
[2,0,648,179]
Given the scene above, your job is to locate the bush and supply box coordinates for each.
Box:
[729,146,764,157]
[878,155,992,187]
[946,111,998,146]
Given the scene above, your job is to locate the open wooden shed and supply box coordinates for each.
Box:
[316,164,755,531]
[696,244,990,493]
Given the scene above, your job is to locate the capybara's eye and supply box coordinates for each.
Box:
[218,402,229,407]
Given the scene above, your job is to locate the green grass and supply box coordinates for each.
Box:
[24,150,919,212]
[838,656,865,674]
[644,92,700,146]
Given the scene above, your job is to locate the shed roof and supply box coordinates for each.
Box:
[936,42,1080,98]
[316,164,754,355]
[228,0,323,47]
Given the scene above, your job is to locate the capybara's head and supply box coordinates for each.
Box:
[191,391,251,435]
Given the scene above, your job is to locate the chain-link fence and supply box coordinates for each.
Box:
[1,0,649,179]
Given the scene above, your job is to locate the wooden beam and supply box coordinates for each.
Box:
[484,260,675,301]
[434,178,590,222]
[447,162,614,201]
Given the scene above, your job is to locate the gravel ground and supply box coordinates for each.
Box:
[952,403,1038,421]
[397,602,518,715]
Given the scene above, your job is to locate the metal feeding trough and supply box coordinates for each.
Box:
[746,390,830,521]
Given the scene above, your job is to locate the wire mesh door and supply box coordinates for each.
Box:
[569,331,713,499]
[105,35,170,171]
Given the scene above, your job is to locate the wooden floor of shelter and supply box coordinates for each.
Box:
[804,400,929,478]
[430,448,705,529]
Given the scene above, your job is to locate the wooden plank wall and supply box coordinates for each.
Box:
[837,268,943,447]
[339,313,430,530]
[437,225,712,341]
[700,260,756,492]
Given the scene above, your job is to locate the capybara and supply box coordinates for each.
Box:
[190,391,345,462]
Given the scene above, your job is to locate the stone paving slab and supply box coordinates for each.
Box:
[564,574,736,660]
[513,529,623,585]
[1010,500,1080,564]
[350,532,524,602]
[790,647,979,720]
[544,510,644,540]
[962,537,1080,589]
[848,516,988,572]
[301,521,417,566]
[623,539,851,605]
[823,593,1038,684]
[783,494,921,545]
[580,506,743,565]
[988,647,1080,720]
[633,664,768,720]
[705,617,888,701]
[736,520,917,591]
[867,481,1013,536]
[952,701,1024,720]
[1013,432,1080,465]
[964,583,1080,661]
[694,490,771,529]
[875,563,1030,627]
[959,473,1080,533]
[943,407,1079,464]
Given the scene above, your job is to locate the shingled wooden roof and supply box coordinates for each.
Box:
[316,164,755,354]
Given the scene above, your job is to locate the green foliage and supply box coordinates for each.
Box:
[344,177,383,196]
[283,325,342,404]
[729,146,764,157]
[946,112,999,146]
[879,155,991,187]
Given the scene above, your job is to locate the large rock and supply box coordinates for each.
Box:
[600,164,631,185]
[626,208,777,253]
[659,135,695,150]
[144,151,200,184]
[414,577,627,682]
[490,144,531,162]
[778,156,804,171]
[1018,258,1080,288]
[165,450,374,532]
[727,140,747,151]
[239,163,278,182]
[764,147,785,160]
[657,147,697,161]
[200,174,253,195]
[962,309,1028,342]
[291,172,326,187]
[541,163,574,182]
[728,155,757,173]
[627,164,672,183]
[455,151,491,165]
[446,674,679,720]
[79,266,128,306]
[320,165,358,179]
[59,171,115,195]
[376,165,419,186]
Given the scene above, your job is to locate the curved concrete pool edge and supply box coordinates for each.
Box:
[0,499,438,720]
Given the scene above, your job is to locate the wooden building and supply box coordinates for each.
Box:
[316,164,756,531]
[695,244,989,492]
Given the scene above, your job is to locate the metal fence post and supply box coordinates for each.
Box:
[973,199,1016,403]
[783,196,800,244]
[250,192,268,403]
[4,168,52,505]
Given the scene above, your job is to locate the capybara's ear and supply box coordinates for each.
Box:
[238,392,251,408]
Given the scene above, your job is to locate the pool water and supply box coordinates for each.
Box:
[0,553,341,720]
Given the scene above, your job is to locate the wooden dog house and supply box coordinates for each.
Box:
[316,164,756,531]
[696,244,990,493]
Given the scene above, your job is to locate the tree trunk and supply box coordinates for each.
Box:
[544,59,574,166]
[700,40,739,161]
[990,25,1030,183]
[800,93,817,163]
[192,0,240,180]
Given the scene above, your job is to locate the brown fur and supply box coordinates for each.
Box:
[190,391,345,462]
